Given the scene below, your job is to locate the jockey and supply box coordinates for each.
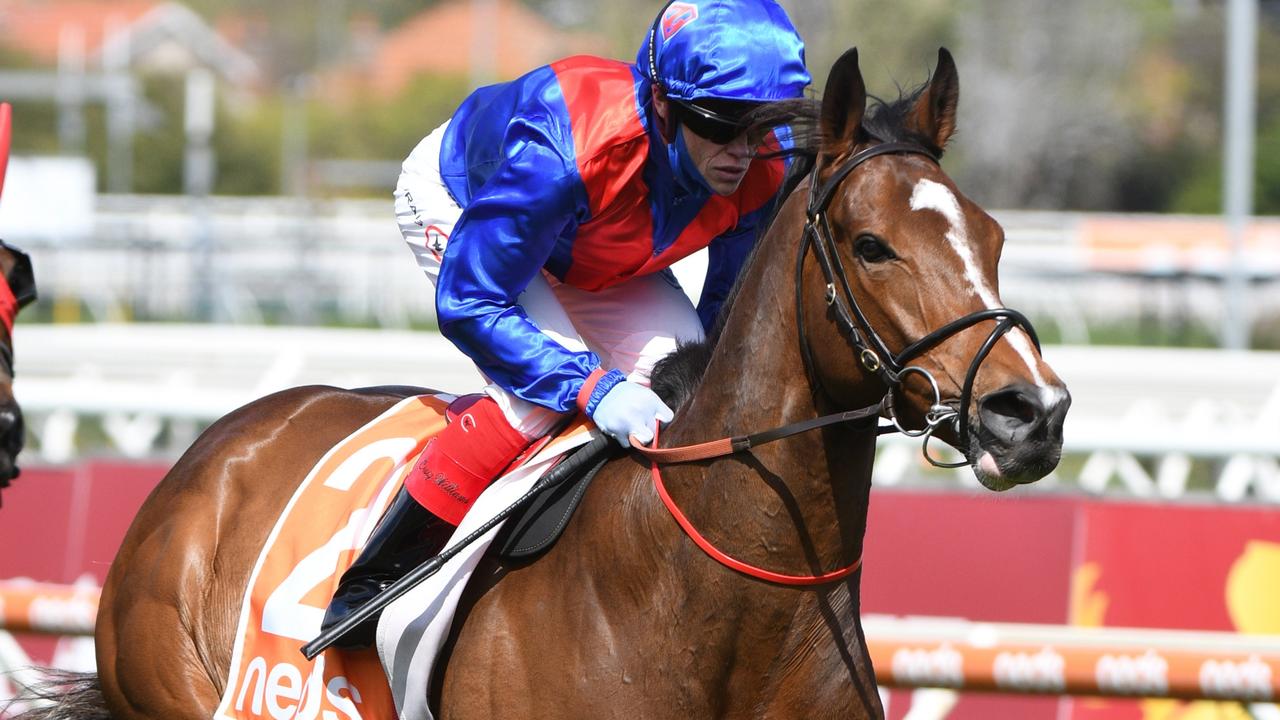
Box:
[323,0,810,647]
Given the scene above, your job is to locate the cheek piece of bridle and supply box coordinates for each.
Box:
[798,141,1040,466]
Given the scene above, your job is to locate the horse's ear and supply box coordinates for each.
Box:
[820,47,867,156]
[907,47,960,150]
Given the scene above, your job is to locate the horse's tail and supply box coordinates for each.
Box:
[4,670,112,720]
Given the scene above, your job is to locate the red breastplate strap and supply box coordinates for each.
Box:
[645,425,862,586]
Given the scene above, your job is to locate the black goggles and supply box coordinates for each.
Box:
[670,98,765,145]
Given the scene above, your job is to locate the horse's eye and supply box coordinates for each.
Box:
[854,235,895,263]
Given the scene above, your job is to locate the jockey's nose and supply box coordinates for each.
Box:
[725,133,752,158]
[977,383,1070,447]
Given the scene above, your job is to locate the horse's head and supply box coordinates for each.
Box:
[798,48,1070,490]
[0,240,35,489]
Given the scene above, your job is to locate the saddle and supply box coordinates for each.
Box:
[493,446,611,558]
[441,394,614,559]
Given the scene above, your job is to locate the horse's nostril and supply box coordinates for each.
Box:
[983,388,1040,423]
[978,385,1045,445]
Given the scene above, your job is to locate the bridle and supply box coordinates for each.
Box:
[630,140,1046,587]
[633,139,1043,469]
[797,141,1041,465]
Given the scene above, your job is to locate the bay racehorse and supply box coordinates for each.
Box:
[20,48,1068,719]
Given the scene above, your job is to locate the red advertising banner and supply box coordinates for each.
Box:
[1067,500,1280,720]
[860,491,1280,719]
[863,490,1079,720]
[0,461,168,669]
[0,462,167,583]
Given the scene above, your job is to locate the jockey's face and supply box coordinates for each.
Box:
[652,88,753,196]
[680,124,753,196]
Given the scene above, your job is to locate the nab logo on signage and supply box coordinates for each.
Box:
[662,2,699,41]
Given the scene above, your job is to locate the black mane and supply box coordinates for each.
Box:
[862,82,945,158]
[650,340,714,411]
[738,80,945,161]
[651,83,937,412]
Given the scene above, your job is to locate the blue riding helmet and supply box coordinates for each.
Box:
[637,0,810,103]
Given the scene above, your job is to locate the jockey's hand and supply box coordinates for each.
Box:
[590,381,674,448]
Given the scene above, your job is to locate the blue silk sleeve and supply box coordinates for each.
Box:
[435,128,598,413]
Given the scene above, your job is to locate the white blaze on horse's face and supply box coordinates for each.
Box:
[907,179,1057,398]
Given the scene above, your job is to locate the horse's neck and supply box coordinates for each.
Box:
[662,220,877,582]
[636,222,881,713]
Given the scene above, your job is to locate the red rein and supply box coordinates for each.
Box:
[645,425,862,586]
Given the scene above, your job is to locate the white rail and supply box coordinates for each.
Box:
[12,324,1280,501]
[12,196,1280,334]
[864,614,1280,703]
[4,582,1278,704]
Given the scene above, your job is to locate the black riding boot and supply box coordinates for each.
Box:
[321,485,454,649]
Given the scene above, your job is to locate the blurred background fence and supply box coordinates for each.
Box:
[12,194,1280,335]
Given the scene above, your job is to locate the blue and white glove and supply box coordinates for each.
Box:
[589,379,674,448]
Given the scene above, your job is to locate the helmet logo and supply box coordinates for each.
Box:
[661,2,699,41]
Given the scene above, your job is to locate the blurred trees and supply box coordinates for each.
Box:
[212,72,468,195]
[1,0,1277,213]
[948,0,1155,210]
[782,0,1280,213]
[306,73,472,176]
[659,0,1280,213]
